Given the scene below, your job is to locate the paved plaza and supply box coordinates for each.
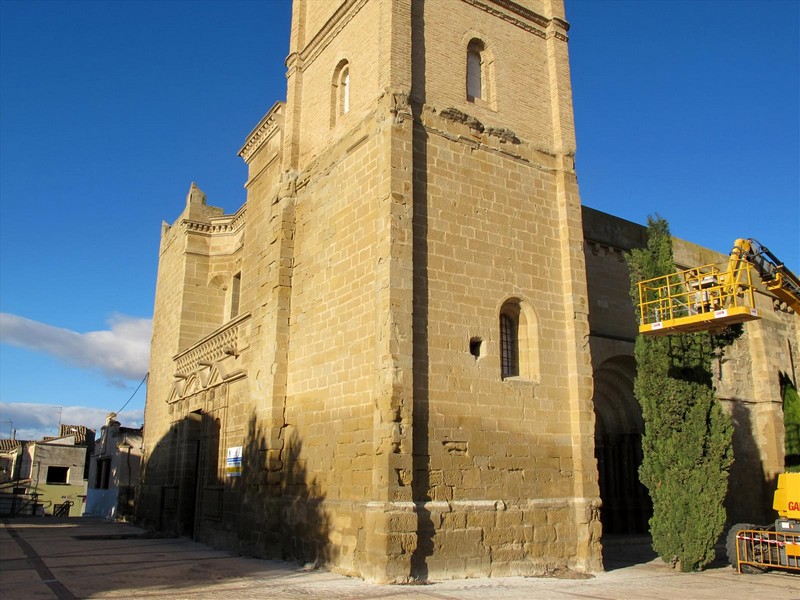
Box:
[1,517,797,599]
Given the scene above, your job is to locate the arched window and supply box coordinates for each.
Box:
[341,67,350,114]
[331,60,351,126]
[229,272,241,319]
[499,298,539,381]
[467,40,484,101]
[466,38,495,109]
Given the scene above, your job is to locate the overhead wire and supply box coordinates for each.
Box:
[115,372,148,415]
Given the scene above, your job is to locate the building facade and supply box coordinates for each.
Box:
[139,0,798,582]
[0,425,94,517]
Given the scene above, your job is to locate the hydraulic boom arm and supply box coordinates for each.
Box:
[733,238,800,313]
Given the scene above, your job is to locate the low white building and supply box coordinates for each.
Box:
[86,414,143,520]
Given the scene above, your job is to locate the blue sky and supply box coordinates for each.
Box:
[1,0,798,441]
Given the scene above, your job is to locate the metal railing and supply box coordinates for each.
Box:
[735,529,800,573]
[637,262,759,335]
[53,500,74,517]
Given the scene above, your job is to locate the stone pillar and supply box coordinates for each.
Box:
[545,1,602,571]
[362,0,417,583]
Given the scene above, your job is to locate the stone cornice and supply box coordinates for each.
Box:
[586,240,627,261]
[297,0,368,69]
[422,105,563,173]
[487,0,550,28]
[238,102,283,163]
[460,0,567,41]
[182,205,246,235]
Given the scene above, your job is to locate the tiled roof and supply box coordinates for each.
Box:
[40,425,94,446]
[0,439,29,452]
[58,424,92,445]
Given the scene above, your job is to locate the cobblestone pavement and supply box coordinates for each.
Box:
[2,518,797,599]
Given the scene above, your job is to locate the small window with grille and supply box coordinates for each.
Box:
[500,311,519,378]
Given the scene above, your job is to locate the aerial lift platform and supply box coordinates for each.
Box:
[637,238,800,336]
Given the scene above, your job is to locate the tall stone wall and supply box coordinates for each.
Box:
[409,105,599,577]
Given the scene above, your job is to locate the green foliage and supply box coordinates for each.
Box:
[627,216,733,572]
[781,372,800,472]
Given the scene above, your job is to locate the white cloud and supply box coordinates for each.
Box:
[0,313,151,382]
[0,402,143,441]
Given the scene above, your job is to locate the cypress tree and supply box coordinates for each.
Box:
[627,216,733,571]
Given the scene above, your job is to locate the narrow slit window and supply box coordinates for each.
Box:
[230,272,241,319]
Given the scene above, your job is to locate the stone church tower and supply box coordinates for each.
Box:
[140,0,602,581]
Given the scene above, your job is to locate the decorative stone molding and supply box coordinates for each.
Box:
[586,240,626,262]
[440,107,485,133]
[424,106,558,171]
[277,170,298,202]
[460,0,548,40]
[388,90,412,125]
[298,0,369,69]
[549,18,569,42]
[487,0,551,29]
[485,126,519,144]
[238,103,283,163]
[170,314,251,400]
[182,206,246,236]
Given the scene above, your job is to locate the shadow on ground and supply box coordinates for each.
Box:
[602,534,658,571]
[1,516,315,599]
[602,534,733,573]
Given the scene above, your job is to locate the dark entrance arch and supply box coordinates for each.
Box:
[593,356,651,534]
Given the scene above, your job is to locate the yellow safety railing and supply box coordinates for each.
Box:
[735,529,800,573]
[637,262,760,335]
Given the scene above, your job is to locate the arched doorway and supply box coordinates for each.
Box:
[593,356,651,534]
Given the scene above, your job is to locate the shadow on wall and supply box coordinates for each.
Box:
[727,399,777,525]
[410,0,432,579]
[240,412,331,565]
[592,356,652,539]
[136,409,330,573]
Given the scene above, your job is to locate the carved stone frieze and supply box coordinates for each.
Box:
[168,314,250,403]
[389,90,412,125]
